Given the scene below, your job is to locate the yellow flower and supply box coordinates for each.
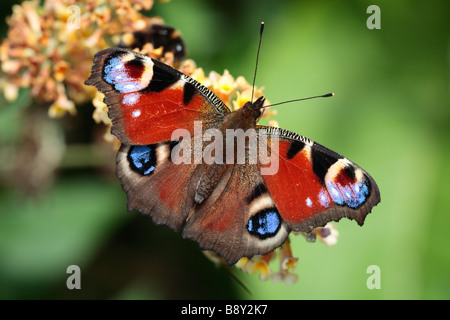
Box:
[48,83,76,117]
[92,92,109,125]
[231,240,297,285]
[232,90,252,110]
[235,256,272,281]
[228,225,340,285]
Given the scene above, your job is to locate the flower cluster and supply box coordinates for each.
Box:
[0,0,157,117]
[234,224,339,285]
[203,224,338,285]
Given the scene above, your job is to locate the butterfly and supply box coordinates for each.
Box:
[85,31,380,265]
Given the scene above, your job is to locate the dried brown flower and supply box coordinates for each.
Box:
[0,0,157,117]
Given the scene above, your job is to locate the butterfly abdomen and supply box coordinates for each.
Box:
[194,163,227,204]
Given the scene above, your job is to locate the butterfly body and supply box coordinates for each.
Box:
[85,47,380,264]
[223,97,264,129]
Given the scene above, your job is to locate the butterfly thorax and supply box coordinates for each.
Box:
[193,97,265,205]
[221,96,265,131]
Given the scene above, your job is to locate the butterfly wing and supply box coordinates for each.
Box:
[257,126,380,233]
[116,141,201,231]
[85,48,230,145]
[182,161,290,264]
[86,48,231,230]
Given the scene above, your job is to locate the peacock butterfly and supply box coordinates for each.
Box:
[85,24,380,265]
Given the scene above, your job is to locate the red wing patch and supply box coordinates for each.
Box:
[257,126,380,232]
[85,48,230,145]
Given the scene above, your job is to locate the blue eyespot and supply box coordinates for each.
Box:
[247,208,281,239]
[127,145,156,176]
[103,56,144,93]
[327,179,370,209]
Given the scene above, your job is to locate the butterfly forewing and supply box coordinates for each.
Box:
[85,48,230,145]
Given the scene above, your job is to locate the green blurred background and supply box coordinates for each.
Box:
[0,0,449,299]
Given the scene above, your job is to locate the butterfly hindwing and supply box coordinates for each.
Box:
[117,138,291,264]
[85,48,230,145]
[116,140,201,230]
[183,161,290,264]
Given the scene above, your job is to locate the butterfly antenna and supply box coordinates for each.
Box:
[251,22,265,103]
[263,92,334,108]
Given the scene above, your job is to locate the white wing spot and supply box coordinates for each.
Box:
[132,109,141,118]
